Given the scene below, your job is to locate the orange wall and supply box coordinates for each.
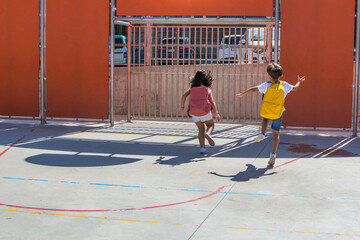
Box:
[0,0,39,117]
[117,0,273,17]
[281,0,355,128]
[46,0,109,119]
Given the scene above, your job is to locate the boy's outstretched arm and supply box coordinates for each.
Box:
[292,75,306,91]
[235,87,259,99]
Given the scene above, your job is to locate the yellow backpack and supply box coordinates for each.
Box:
[260,80,285,120]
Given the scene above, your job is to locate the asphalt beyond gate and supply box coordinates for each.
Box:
[0,119,359,240]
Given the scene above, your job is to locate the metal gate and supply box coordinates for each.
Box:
[114,18,277,123]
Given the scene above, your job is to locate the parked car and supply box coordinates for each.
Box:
[157,37,194,64]
[109,35,145,66]
[109,35,127,65]
[247,28,280,63]
[218,35,246,63]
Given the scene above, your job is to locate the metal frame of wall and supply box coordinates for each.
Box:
[109,0,359,136]
[112,19,277,125]
[354,0,360,136]
[36,0,109,123]
[2,0,359,136]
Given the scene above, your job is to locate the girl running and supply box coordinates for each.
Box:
[180,70,221,154]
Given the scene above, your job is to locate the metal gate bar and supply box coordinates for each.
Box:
[354,0,360,136]
[119,23,275,123]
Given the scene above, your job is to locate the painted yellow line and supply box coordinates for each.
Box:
[295,231,326,235]
[313,137,353,158]
[321,137,356,158]
[1,126,236,141]
[6,209,360,236]
[6,209,180,226]
[0,128,17,131]
[23,128,190,138]
[232,227,360,237]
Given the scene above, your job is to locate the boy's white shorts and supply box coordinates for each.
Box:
[191,113,212,123]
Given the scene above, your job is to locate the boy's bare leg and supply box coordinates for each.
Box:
[268,129,280,166]
[272,130,280,153]
[195,121,206,148]
[204,119,215,146]
[254,118,268,142]
[261,118,268,134]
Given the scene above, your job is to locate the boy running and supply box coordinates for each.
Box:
[236,63,305,166]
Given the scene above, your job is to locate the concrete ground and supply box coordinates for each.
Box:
[0,119,359,240]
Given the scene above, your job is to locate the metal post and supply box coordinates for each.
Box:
[127,26,132,122]
[274,0,280,63]
[39,0,46,124]
[353,0,360,137]
[109,0,115,127]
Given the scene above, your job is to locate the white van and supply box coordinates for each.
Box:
[247,28,280,63]
[218,35,246,63]
[109,35,127,64]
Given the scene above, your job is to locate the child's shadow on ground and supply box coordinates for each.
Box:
[209,164,276,182]
[154,156,206,166]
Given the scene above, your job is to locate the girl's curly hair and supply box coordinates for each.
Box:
[189,70,215,88]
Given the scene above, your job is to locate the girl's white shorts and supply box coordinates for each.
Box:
[191,113,212,123]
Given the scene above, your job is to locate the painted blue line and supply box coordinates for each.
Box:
[3,177,48,182]
[180,189,214,193]
[340,197,360,201]
[89,183,144,188]
[60,181,80,184]
[3,176,360,201]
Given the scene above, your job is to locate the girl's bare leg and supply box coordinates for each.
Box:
[204,119,214,135]
[195,121,206,148]
[204,119,215,146]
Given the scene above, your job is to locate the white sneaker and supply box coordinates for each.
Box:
[268,153,276,166]
[205,133,215,146]
[200,147,207,154]
[254,133,265,142]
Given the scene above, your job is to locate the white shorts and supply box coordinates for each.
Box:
[191,113,213,123]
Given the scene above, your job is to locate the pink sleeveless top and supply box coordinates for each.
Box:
[188,86,211,117]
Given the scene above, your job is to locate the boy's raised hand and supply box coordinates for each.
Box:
[235,93,244,99]
[297,75,306,82]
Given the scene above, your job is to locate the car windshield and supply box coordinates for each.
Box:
[248,29,280,42]
[249,30,265,41]
[223,37,242,45]
[162,39,185,44]
[115,37,126,44]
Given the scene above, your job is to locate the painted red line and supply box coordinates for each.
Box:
[0,203,112,212]
[0,155,310,213]
[139,185,231,211]
[0,135,26,157]
[0,129,35,157]
[236,154,311,183]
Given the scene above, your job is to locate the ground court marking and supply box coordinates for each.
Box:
[5,209,360,237]
[4,176,360,201]
[0,154,308,212]
[231,226,360,237]
[313,136,356,158]
[0,129,355,212]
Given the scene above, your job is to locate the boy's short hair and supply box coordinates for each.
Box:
[266,63,283,80]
